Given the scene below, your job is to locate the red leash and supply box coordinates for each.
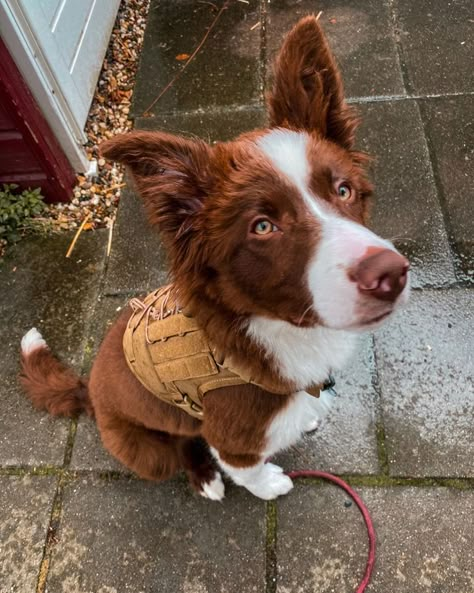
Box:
[287,470,376,593]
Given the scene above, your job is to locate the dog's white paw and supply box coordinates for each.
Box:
[200,472,225,501]
[247,463,293,500]
[265,462,284,474]
[21,328,48,355]
[304,417,322,433]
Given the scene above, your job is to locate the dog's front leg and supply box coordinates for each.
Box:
[211,450,294,500]
[211,390,335,498]
[202,384,304,500]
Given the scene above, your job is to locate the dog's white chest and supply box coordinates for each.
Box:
[247,316,357,387]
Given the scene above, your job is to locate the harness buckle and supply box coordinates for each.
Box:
[170,384,204,416]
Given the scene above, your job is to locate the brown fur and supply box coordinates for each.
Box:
[20,348,92,417]
[267,15,359,148]
[20,16,372,494]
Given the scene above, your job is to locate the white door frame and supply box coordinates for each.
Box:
[0,0,93,173]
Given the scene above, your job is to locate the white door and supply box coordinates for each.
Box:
[16,0,120,130]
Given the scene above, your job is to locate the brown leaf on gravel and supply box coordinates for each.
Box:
[175,53,190,61]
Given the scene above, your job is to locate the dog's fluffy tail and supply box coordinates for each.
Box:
[20,328,93,417]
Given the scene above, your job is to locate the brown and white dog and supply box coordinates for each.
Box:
[20,16,409,501]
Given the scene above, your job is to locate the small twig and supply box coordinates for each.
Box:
[316,10,323,20]
[237,0,249,3]
[250,21,261,31]
[65,212,92,258]
[107,218,115,257]
[198,0,218,9]
[101,182,127,194]
[142,0,231,115]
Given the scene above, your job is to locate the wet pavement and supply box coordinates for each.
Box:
[0,1,473,592]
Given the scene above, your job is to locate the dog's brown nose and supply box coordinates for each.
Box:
[351,248,409,302]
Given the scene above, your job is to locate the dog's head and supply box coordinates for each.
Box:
[102,15,409,332]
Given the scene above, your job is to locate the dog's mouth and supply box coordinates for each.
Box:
[352,309,393,330]
[316,308,394,332]
[362,310,392,325]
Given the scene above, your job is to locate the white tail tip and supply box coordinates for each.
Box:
[21,328,48,355]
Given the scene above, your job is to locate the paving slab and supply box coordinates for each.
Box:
[106,108,266,295]
[135,105,266,139]
[356,99,456,288]
[275,335,380,475]
[374,289,474,478]
[131,0,262,117]
[104,187,169,295]
[0,230,107,361]
[420,95,474,284]
[71,294,132,472]
[394,0,473,95]
[0,231,107,466]
[46,477,266,593]
[277,484,474,593]
[0,475,57,592]
[265,0,405,99]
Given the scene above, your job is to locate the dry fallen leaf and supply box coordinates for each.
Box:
[175,53,190,61]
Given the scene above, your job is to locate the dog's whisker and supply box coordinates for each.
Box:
[387,235,417,244]
[297,302,314,326]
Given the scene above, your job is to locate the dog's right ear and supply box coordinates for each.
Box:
[267,15,358,149]
[100,131,212,242]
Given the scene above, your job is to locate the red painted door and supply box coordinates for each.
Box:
[0,37,75,203]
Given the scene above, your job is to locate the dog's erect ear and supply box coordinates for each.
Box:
[267,15,358,149]
[100,131,211,241]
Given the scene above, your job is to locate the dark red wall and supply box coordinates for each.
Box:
[0,38,76,203]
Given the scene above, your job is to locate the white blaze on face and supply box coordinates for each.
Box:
[256,128,403,330]
[257,129,329,221]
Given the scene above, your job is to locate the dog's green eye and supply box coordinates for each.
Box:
[253,220,274,235]
[337,183,352,201]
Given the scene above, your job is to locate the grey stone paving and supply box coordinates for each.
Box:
[104,187,169,295]
[278,484,474,593]
[131,0,262,117]
[0,477,57,593]
[0,0,472,592]
[0,232,106,466]
[46,478,266,593]
[394,0,474,95]
[420,95,474,283]
[266,0,406,99]
[356,100,457,289]
[375,289,474,478]
[71,294,130,472]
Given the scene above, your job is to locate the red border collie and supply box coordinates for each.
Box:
[20,16,409,501]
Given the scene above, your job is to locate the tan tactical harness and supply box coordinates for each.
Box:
[123,286,322,419]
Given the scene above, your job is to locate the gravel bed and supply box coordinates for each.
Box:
[46,0,151,234]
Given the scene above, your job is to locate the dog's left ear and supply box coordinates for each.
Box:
[100,131,211,241]
[267,15,358,149]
